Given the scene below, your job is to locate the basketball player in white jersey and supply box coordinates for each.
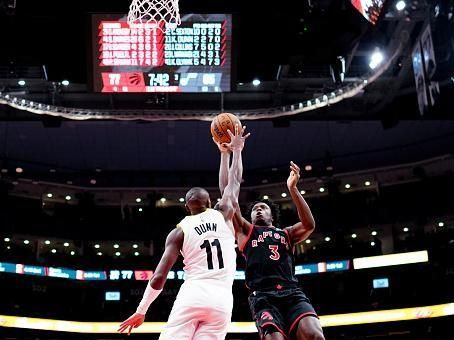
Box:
[118,125,250,339]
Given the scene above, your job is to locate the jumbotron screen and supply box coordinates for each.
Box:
[91,14,232,93]
[350,0,385,25]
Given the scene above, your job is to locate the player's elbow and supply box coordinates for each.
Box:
[304,220,316,234]
[150,273,167,290]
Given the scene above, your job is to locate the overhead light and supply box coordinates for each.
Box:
[364,181,371,186]
[438,222,444,227]
[217,198,221,202]
[113,244,119,249]
[66,181,73,185]
[90,179,96,185]
[115,252,121,256]
[369,50,384,70]
[252,79,261,86]
[65,195,71,201]
[4,237,10,242]
[319,187,325,193]
[45,240,51,245]
[61,80,70,86]
[281,193,287,198]
[134,252,140,256]
[23,240,30,245]
[47,193,53,198]
[133,244,138,249]
[305,239,311,244]
[304,165,312,171]
[351,233,357,239]
[263,195,269,200]
[324,237,331,242]
[326,166,334,171]
[6,246,11,250]
[97,252,103,256]
[371,241,376,246]
[94,244,100,249]
[179,197,185,203]
[160,197,167,203]
[63,242,69,247]
[51,249,57,253]
[18,80,26,86]
[70,251,75,256]
[15,167,23,173]
[403,227,409,232]
[0,169,7,173]
[371,231,377,236]
[395,1,406,11]
[300,190,306,195]
[138,208,143,212]
[136,197,142,203]
[345,184,351,189]
[49,169,56,173]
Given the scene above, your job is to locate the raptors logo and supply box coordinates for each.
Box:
[260,311,273,321]
[128,73,143,85]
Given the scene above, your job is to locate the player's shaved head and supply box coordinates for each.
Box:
[185,187,211,214]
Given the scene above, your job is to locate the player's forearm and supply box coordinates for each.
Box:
[289,186,315,230]
[229,149,243,199]
[136,281,163,315]
[219,152,230,195]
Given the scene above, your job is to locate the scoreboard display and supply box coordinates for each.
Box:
[91,14,232,93]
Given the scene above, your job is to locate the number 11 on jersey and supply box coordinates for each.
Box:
[200,239,224,270]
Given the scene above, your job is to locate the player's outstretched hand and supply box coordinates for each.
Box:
[287,161,301,190]
[118,312,145,335]
[227,124,250,152]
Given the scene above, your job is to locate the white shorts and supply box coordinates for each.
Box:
[159,281,232,340]
[159,306,231,340]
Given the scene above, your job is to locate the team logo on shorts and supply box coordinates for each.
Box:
[260,311,273,321]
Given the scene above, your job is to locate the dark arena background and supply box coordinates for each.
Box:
[1,0,454,339]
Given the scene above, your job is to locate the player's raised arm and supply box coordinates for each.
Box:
[285,161,316,245]
[217,125,249,221]
[118,227,183,335]
[214,138,231,196]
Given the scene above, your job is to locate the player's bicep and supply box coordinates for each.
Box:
[285,222,314,245]
[154,228,183,276]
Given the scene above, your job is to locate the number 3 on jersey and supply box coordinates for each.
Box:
[200,239,224,270]
[269,245,280,261]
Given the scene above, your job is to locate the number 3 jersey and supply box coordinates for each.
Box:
[177,208,237,285]
[239,225,298,291]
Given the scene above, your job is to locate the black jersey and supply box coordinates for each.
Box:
[239,225,298,291]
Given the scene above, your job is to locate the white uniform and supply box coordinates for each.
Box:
[159,208,237,340]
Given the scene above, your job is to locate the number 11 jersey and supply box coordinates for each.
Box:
[177,208,236,285]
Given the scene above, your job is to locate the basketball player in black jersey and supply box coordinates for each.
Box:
[214,144,324,340]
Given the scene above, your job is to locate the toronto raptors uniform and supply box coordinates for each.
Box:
[240,225,318,339]
[159,208,236,340]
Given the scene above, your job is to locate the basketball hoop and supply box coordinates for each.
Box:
[127,0,181,31]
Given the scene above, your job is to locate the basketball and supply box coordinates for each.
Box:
[211,113,242,144]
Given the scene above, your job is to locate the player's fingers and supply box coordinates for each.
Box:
[290,161,300,171]
[227,129,235,138]
[235,124,239,135]
[243,132,251,139]
[241,125,247,135]
[128,325,133,335]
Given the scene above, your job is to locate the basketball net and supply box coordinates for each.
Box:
[127,0,181,31]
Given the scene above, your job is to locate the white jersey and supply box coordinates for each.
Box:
[159,209,236,339]
[177,208,236,285]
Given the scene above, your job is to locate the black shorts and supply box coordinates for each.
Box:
[248,287,318,339]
